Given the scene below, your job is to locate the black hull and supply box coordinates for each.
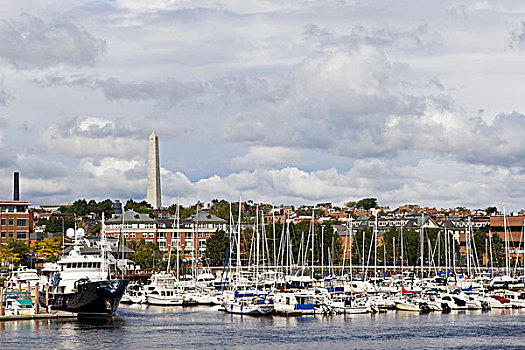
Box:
[42,279,129,317]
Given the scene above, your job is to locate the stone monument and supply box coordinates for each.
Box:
[146,132,162,209]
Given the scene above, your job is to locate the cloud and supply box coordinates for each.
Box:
[0,13,106,69]
[302,23,443,54]
[508,21,525,50]
[39,116,146,158]
[230,146,300,170]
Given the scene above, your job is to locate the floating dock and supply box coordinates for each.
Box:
[0,311,77,321]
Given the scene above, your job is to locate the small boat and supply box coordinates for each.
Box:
[222,295,274,315]
[273,291,316,315]
[328,293,371,314]
[3,291,35,316]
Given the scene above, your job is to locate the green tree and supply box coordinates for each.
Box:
[87,223,101,236]
[490,232,505,267]
[0,239,30,266]
[208,200,237,221]
[202,230,230,266]
[128,238,162,268]
[40,216,76,233]
[485,206,498,215]
[356,198,378,210]
[124,199,153,215]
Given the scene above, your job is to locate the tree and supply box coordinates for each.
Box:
[356,198,377,210]
[485,206,498,215]
[167,203,197,219]
[32,237,62,262]
[490,232,505,267]
[0,239,30,266]
[128,238,162,268]
[202,230,230,266]
[87,224,101,236]
[59,198,115,218]
[124,199,153,215]
[345,201,357,208]
[209,200,237,221]
[40,216,76,233]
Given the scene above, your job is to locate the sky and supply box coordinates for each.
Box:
[1,0,525,211]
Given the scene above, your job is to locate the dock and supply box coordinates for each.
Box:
[0,311,77,321]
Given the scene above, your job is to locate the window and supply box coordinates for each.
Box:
[8,219,13,226]
[185,232,193,239]
[1,218,4,225]
[124,233,128,238]
[16,231,26,239]
[198,232,203,238]
[7,206,14,213]
[130,232,136,238]
[8,231,13,238]
[17,219,27,227]
[1,231,5,238]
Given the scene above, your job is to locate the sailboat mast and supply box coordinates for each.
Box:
[321,225,325,278]
[504,207,509,276]
[311,208,314,280]
[236,196,242,277]
[176,200,180,280]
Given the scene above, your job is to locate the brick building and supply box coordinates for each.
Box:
[0,200,33,244]
[105,209,227,262]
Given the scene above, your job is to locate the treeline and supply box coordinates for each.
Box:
[59,199,115,218]
[202,221,343,267]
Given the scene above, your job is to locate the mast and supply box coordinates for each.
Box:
[420,214,424,279]
[101,213,108,279]
[272,206,276,267]
[400,216,404,275]
[176,200,180,280]
[256,204,260,282]
[504,207,509,276]
[321,225,325,278]
[236,195,242,277]
[350,217,353,280]
[374,214,378,284]
[311,208,315,280]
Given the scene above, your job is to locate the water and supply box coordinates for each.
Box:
[1,306,525,349]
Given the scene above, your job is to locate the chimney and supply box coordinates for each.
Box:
[13,172,19,201]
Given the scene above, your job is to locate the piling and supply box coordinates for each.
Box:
[34,283,39,314]
[0,287,3,316]
[45,284,49,312]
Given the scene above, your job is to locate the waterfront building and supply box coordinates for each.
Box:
[0,200,33,245]
[0,172,33,244]
[105,209,227,263]
[490,215,525,262]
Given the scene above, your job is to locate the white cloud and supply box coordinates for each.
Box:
[0,0,525,211]
[39,116,145,158]
[230,146,300,170]
[0,14,106,69]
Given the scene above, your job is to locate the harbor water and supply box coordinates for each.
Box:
[1,305,525,349]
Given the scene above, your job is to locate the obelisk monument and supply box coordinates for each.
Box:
[147,132,162,209]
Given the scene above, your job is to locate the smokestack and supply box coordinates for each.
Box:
[13,172,19,201]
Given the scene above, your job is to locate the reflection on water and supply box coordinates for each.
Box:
[1,306,525,349]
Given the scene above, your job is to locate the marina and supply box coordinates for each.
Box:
[1,305,525,349]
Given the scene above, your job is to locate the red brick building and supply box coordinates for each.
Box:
[0,200,33,244]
